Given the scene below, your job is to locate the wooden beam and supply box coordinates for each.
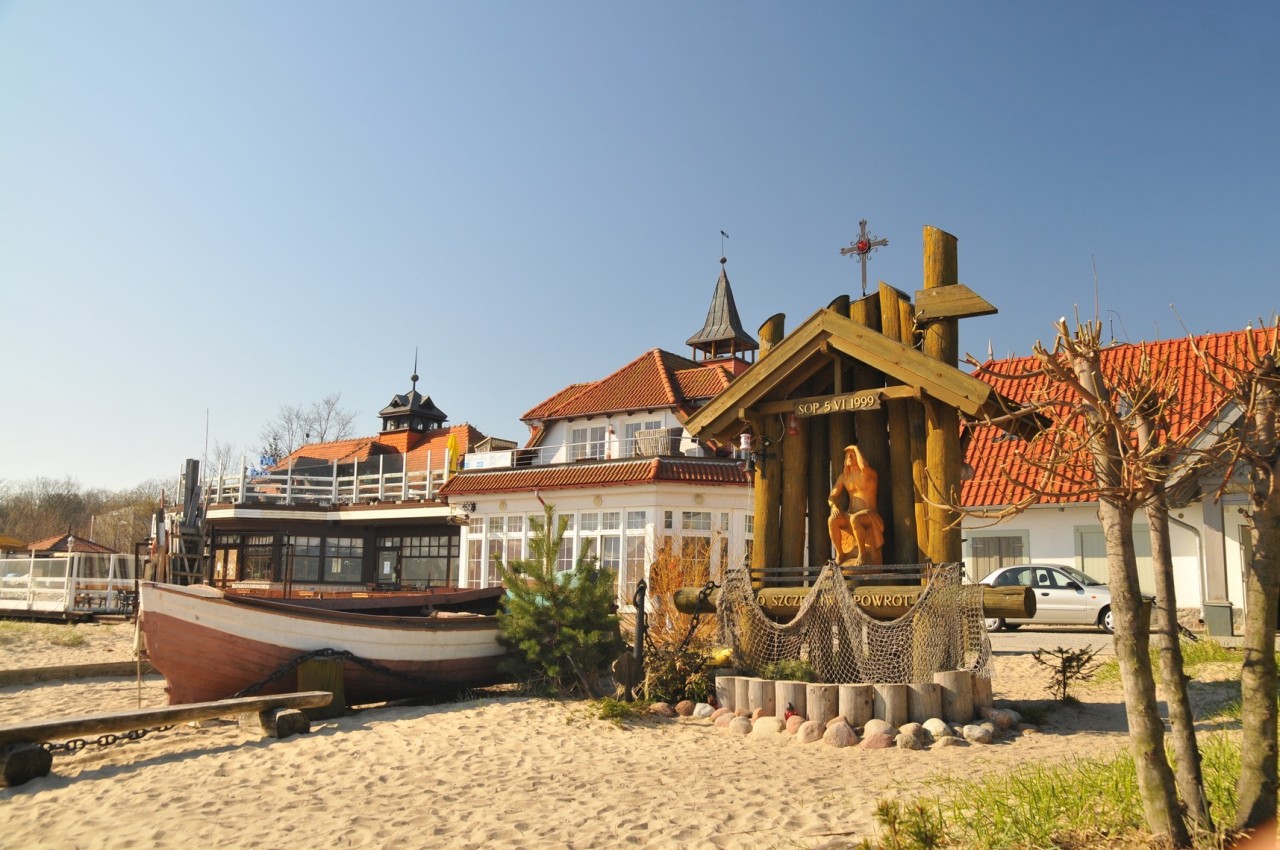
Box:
[913,283,998,322]
[879,282,922,566]
[780,415,808,569]
[673,584,1035,621]
[0,691,334,749]
[922,226,962,564]
[848,293,892,564]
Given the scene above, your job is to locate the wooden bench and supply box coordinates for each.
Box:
[0,690,333,788]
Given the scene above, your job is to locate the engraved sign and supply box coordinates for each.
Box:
[793,391,882,418]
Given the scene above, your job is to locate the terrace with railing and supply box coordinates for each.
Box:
[0,554,138,616]
[204,429,721,508]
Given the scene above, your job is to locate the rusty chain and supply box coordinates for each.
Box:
[41,725,174,755]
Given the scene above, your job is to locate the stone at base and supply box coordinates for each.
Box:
[239,707,312,739]
[0,742,52,787]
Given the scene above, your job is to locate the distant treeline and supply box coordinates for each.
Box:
[0,476,177,555]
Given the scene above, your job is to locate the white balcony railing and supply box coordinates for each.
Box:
[464,429,710,471]
[205,455,449,507]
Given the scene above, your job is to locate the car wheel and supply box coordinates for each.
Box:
[984,617,1006,632]
[1100,607,1114,634]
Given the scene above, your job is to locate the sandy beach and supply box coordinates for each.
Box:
[0,623,1135,849]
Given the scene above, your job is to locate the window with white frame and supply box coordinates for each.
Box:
[570,425,607,461]
[622,420,663,457]
[622,510,648,602]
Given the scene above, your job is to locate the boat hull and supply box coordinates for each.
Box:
[139,582,508,706]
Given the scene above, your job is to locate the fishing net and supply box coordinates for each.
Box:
[716,562,992,684]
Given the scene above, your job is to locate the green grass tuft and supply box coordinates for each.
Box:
[0,620,88,648]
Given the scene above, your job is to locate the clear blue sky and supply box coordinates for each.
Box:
[1,2,1276,490]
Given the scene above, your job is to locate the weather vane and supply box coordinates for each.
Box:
[839,218,889,296]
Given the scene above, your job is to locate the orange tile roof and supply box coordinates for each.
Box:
[276,424,485,474]
[28,533,118,555]
[439,457,749,496]
[522,349,736,428]
[962,327,1279,507]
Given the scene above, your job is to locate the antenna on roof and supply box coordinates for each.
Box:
[411,347,419,392]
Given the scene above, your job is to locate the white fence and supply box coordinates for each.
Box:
[0,554,138,615]
[205,457,449,507]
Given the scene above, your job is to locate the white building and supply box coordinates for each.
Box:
[441,261,758,605]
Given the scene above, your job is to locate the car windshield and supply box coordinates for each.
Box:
[1057,565,1105,586]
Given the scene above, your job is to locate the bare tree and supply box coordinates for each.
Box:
[258,394,358,461]
[962,319,1208,845]
[1189,321,1280,832]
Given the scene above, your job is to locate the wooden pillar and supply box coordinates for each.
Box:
[805,684,840,726]
[780,415,808,569]
[873,683,909,727]
[775,680,807,719]
[734,677,751,714]
[838,683,874,728]
[747,677,777,717]
[806,414,830,570]
[907,682,943,722]
[921,227,962,564]
[826,296,854,485]
[934,669,974,724]
[878,283,921,566]
[751,314,787,584]
[715,675,738,713]
[848,294,893,563]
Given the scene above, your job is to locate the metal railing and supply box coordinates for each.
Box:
[464,430,710,471]
[0,555,138,615]
[204,458,449,507]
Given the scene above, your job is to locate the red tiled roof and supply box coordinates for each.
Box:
[439,458,749,496]
[961,327,1278,507]
[28,533,118,555]
[521,350,733,425]
[673,364,733,403]
[276,424,485,474]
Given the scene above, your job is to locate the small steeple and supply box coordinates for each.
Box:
[379,353,447,434]
[686,256,758,364]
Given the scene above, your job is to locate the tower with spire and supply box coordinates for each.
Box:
[686,256,758,369]
[379,354,448,436]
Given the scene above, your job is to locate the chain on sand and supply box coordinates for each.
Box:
[717,562,992,684]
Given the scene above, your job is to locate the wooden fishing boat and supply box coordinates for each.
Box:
[138,581,509,706]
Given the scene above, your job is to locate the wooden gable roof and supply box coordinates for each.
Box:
[684,307,1008,444]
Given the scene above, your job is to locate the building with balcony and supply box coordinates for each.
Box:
[201,373,501,595]
[439,259,757,604]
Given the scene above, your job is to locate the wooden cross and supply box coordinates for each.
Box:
[839,218,889,296]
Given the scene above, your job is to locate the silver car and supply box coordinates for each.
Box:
[978,563,1114,633]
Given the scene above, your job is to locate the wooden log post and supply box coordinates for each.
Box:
[908,682,943,723]
[826,296,855,497]
[750,313,787,586]
[879,283,922,566]
[972,674,993,710]
[715,675,738,713]
[806,414,831,572]
[848,294,893,562]
[775,680,807,720]
[921,227,962,565]
[839,683,874,729]
[780,414,809,570]
[747,677,777,717]
[297,656,347,718]
[873,683,909,727]
[934,669,975,724]
[805,684,839,726]
[734,677,751,714]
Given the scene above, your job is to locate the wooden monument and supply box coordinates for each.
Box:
[676,225,1035,622]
